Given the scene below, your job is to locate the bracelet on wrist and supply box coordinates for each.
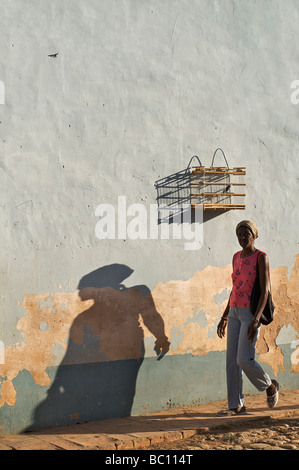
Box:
[221,316,228,321]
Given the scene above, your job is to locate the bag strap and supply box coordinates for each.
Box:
[256,250,272,293]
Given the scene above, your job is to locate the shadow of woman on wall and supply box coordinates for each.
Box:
[26,264,170,431]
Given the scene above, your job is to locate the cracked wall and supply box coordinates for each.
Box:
[0,256,298,431]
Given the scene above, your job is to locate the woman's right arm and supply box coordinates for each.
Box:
[217,254,234,339]
[217,293,231,338]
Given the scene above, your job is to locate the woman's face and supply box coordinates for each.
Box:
[237,226,254,249]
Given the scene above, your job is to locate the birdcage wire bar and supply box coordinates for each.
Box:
[191,166,246,210]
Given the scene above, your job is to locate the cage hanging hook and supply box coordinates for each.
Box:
[186,155,202,171]
[211,148,229,168]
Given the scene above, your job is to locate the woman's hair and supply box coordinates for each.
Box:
[236,220,258,239]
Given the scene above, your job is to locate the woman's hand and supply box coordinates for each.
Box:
[247,320,259,343]
[217,317,227,339]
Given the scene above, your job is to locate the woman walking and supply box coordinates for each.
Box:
[217,220,279,415]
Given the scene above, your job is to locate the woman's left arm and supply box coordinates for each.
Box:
[247,253,270,343]
[254,253,270,321]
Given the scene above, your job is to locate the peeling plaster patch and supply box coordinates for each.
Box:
[50,342,66,366]
[151,264,232,357]
[291,342,299,369]
[0,284,168,411]
[208,320,218,339]
[1,255,299,409]
[0,341,4,365]
[0,379,17,406]
[185,306,218,339]
[170,327,184,351]
[0,291,93,407]
[276,326,299,373]
[143,336,156,357]
[276,325,297,345]
[39,297,53,309]
[213,289,231,311]
[39,322,50,331]
[152,255,299,373]
[185,306,208,328]
[256,254,299,375]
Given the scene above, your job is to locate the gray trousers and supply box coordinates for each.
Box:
[226,307,272,409]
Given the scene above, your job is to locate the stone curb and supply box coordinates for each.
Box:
[0,390,298,450]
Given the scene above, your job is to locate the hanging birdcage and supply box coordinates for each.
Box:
[191,149,246,210]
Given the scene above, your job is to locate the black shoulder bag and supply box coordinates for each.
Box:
[250,251,275,325]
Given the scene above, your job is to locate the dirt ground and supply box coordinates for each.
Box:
[140,416,299,450]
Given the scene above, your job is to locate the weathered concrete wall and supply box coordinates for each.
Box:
[0,0,299,433]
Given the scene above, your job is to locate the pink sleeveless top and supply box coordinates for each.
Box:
[230,250,263,309]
